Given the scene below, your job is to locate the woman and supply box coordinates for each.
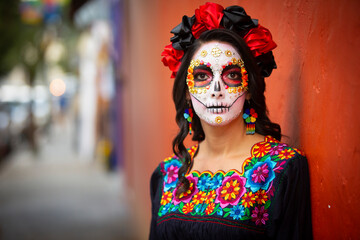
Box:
[150,3,312,239]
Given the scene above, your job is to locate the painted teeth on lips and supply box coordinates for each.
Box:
[206,106,230,114]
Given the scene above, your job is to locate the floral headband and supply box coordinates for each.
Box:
[161,2,277,78]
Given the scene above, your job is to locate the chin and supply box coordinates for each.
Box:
[199,111,242,127]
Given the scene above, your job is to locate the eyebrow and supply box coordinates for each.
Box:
[222,65,241,72]
[193,65,212,72]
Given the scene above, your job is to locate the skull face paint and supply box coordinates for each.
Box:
[187,42,248,126]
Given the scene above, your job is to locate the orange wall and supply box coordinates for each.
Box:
[120,0,360,239]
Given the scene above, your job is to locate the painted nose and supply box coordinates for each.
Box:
[211,81,223,99]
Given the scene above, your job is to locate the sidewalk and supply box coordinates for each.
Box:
[0,120,137,240]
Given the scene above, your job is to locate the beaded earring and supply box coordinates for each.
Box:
[184,107,193,135]
[242,104,258,135]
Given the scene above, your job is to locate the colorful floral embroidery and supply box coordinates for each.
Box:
[205,202,216,215]
[215,175,246,208]
[278,149,296,160]
[197,174,212,191]
[172,175,198,205]
[251,206,269,225]
[245,157,276,192]
[157,135,304,229]
[163,159,182,191]
[161,191,173,205]
[241,192,256,208]
[192,191,206,204]
[252,142,271,158]
[182,202,195,214]
[255,190,268,204]
[204,190,216,204]
[229,204,245,220]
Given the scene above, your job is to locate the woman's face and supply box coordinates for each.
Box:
[186,41,248,126]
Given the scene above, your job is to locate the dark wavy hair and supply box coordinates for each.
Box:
[172,28,281,197]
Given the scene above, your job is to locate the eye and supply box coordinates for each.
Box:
[222,68,243,87]
[194,73,210,81]
[193,69,212,87]
[227,72,240,80]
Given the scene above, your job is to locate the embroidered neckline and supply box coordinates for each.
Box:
[186,135,277,177]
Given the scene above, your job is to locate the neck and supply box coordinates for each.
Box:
[199,116,247,157]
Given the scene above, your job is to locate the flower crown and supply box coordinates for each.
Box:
[161,2,277,78]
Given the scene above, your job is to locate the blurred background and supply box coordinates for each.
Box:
[0,0,359,239]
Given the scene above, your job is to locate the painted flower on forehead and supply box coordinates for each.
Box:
[245,156,276,192]
[192,2,224,38]
[215,174,247,208]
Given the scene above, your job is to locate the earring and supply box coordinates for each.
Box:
[184,106,193,135]
[242,103,257,135]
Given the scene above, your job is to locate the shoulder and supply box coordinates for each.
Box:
[246,135,309,180]
[251,135,306,162]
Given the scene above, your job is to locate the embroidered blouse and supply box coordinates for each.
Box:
[149,136,312,240]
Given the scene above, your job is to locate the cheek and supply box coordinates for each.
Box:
[229,93,246,114]
[190,94,206,112]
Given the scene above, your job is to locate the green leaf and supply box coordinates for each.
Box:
[224,212,230,218]
[178,203,184,213]
[245,207,250,216]
[264,200,271,209]
[223,208,231,212]
[225,170,235,177]
[241,216,252,220]
[158,208,163,216]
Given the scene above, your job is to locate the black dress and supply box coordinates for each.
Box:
[150,136,313,240]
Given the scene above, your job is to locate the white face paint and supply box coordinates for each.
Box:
[186,42,249,126]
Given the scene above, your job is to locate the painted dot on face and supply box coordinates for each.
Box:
[215,116,223,124]
[200,50,208,57]
[225,50,232,57]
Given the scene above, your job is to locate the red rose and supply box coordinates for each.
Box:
[161,44,184,78]
[191,2,224,39]
[243,25,277,57]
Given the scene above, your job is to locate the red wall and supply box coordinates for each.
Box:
[120,0,360,239]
